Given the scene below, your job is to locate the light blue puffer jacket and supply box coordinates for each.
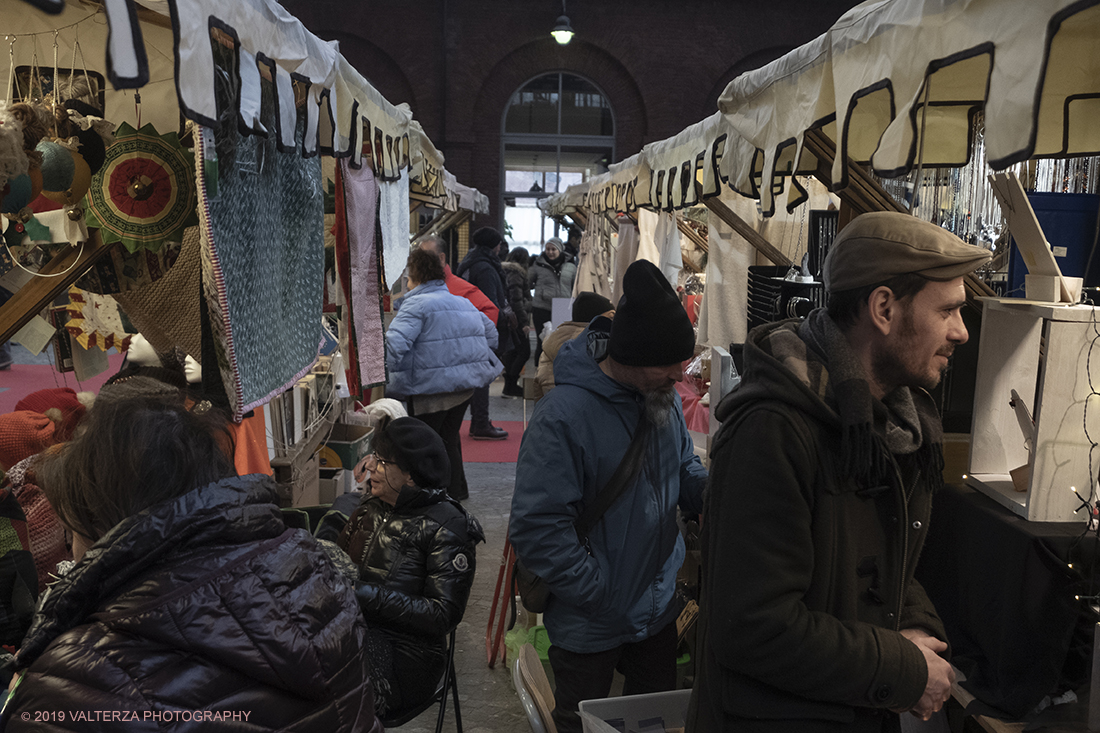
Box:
[510,319,707,653]
[385,280,502,399]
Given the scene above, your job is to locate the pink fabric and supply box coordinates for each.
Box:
[676,380,710,434]
[339,160,386,386]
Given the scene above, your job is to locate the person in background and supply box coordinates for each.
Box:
[564,227,582,262]
[456,227,513,440]
[533,291,614,400]
[336,417,483,717]
[415,236,499,325]
[501,248,533,398]
[385,249,502,501]
[511,260,706,733]
[2,394,380,732]
[529,236,577,366]
[689,212,991,731]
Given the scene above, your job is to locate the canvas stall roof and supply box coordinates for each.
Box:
[102,0,414,179]
[451,179,490,215]
[409,119,450,208]
[538,182,592,217]
[639,111,760,211]
[584,152,648,214]
[719,0,1100,214]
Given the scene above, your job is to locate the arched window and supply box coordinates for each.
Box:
[501,73,614,254]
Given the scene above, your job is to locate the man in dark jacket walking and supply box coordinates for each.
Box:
[689,212,991,732]
[512,260,707,733]
[456,227,513,440]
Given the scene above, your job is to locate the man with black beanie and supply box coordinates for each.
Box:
[456,226,513,440]
[511,259,707,733]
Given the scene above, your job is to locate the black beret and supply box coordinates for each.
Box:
[382,417,450,490]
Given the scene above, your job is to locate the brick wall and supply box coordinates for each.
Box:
[283,0,861,231]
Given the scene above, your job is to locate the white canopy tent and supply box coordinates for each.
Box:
[719,0,1100,214]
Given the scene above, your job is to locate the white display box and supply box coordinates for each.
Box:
[967,297,1100,522]
[578,688,690,733]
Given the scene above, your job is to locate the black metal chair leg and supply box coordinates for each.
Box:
[450,657,463,733]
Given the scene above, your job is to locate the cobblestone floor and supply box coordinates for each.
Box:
[390,381,533,733]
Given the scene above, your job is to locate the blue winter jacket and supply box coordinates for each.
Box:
[385,280,503,399]
[510,320,707,653]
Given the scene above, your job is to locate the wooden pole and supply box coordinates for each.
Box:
[703,196,793,267]
[0,231,118,343]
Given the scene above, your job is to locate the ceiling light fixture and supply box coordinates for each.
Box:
[551,1,574,45]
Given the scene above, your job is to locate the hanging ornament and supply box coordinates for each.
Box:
[84,122,197,253]
[64,285,132,352]
[0,172,41,214]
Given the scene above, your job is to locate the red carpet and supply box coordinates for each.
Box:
[0,353,126,414]
[460,420,525,462]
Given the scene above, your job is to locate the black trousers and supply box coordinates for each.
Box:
[407,396,472,499]
[548,619,678,733]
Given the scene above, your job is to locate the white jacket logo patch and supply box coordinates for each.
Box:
[453,553,469,572]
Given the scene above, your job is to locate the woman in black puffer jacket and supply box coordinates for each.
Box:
[2,395,380,733]
[335,417,484,717]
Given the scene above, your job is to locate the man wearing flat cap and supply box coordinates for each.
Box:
[689,212,991,732]
[511,259,708,733]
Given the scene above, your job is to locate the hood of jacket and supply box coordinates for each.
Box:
[552,316,639,409]
[15,475,358,703]
[716,318,839,430]
[717,313,943,483]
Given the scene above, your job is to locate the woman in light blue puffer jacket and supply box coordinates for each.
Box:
[385,249,503,499]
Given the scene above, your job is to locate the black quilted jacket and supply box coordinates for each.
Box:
[338,486,483,648]
[2,475,381,733]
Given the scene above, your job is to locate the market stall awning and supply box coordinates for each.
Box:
[538,182,592,217]
[641,112,737,211]
[104,0,414,178]
[719,0,1100,213]
[584,152,648,214]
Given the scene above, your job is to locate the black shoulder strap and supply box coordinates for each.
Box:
[574,412,651,540]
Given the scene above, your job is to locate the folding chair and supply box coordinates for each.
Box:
[380,628,462,733]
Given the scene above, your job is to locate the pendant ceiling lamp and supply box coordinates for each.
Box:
[551,1,574,45]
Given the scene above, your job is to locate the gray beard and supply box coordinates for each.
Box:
[644,388,676,427]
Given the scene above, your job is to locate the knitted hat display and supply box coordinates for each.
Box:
[0,411,58,470]
[572,292,614,324]
[609,260,695,367]
[96,375,181,407]
[471,226,506,250]
[378,417,450,491]
[14,388,87,442]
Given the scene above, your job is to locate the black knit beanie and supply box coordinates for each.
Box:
[472,227,506,250]
[609,260,694,366]
[572,292,614,324]
[377,417,450,490]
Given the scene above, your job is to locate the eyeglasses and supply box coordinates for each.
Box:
[369,452,396,469]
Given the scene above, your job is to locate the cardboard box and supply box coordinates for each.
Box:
[579,688,690,733]
[317,423,374,471]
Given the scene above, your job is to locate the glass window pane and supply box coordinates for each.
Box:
[504,74,560,135]
[505,202,548,252]
[560,74,612,136]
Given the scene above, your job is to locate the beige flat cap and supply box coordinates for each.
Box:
[824,212,991,293]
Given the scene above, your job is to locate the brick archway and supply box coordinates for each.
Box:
[466,38,647,230]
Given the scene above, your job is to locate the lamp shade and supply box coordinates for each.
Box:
[551,14,574,44]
